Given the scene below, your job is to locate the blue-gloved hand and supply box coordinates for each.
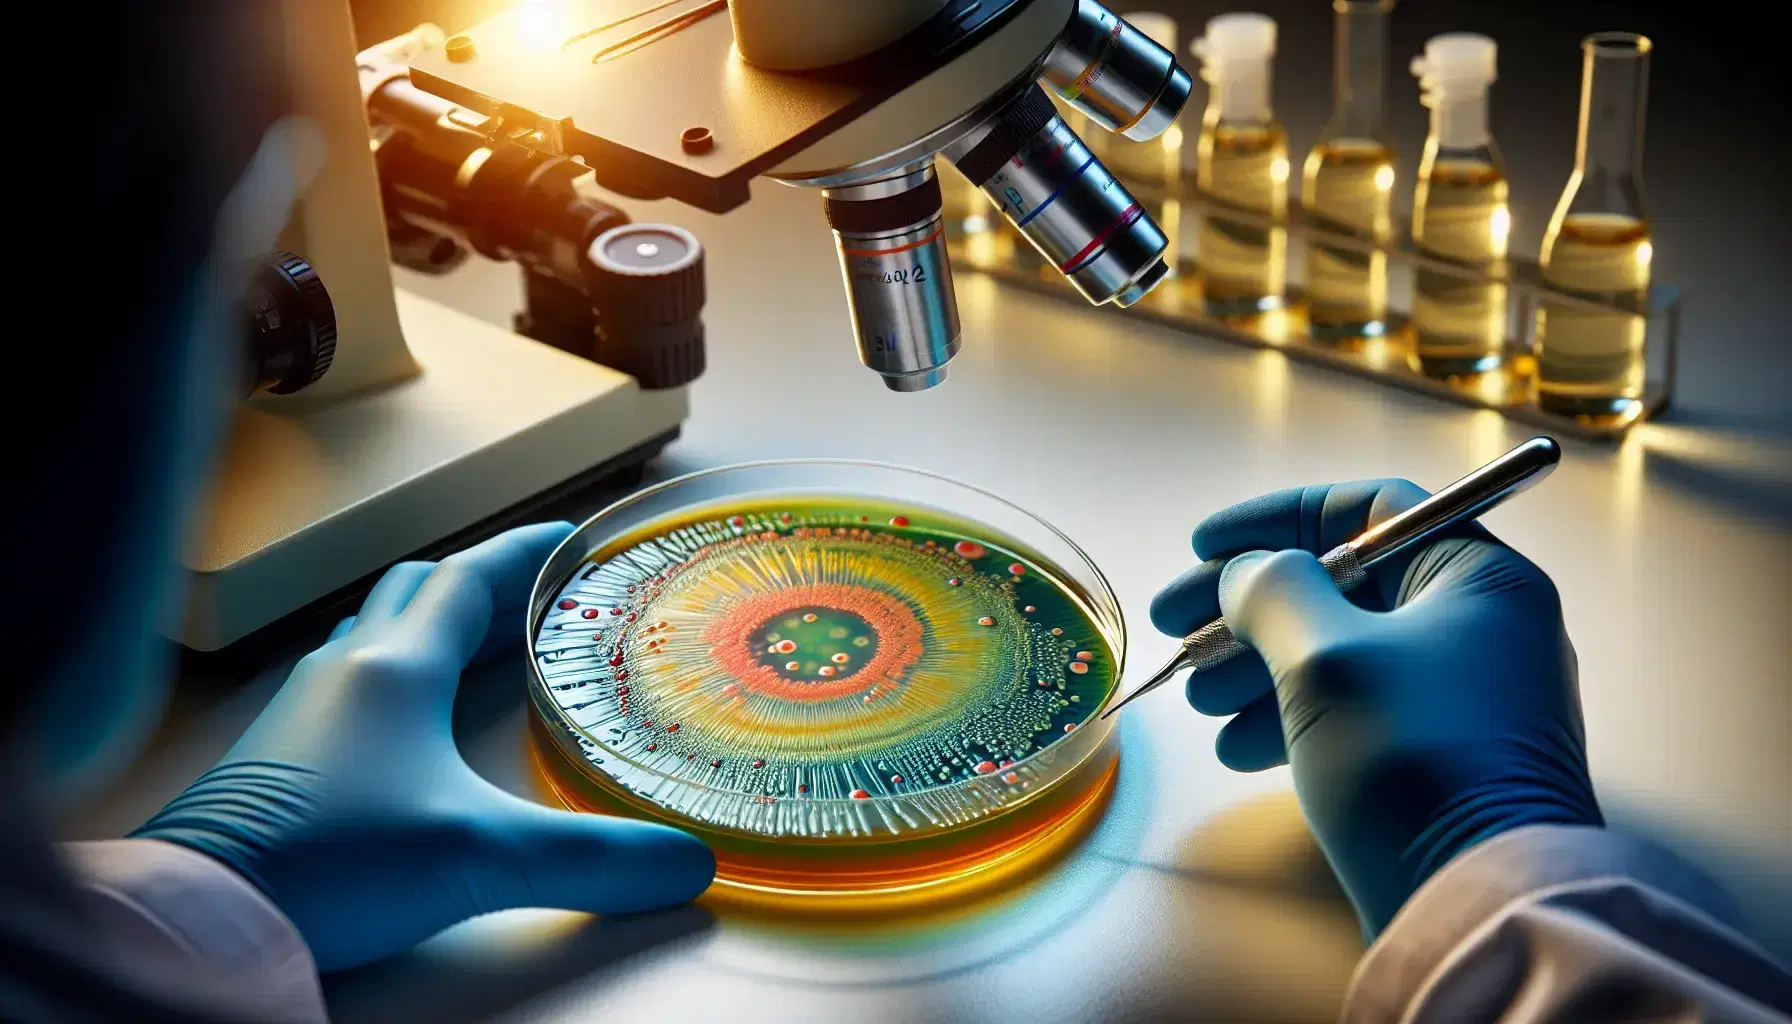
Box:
[1151,480,1602,937]
[134,523,715,971]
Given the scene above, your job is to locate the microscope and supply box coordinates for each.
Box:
[178,0,1188,649]
[408,0,1190,390]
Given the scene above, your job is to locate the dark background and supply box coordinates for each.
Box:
[350,0,1789,432]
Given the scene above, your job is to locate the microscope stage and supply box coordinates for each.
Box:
[409,0,1065,210]
[177,289,687,650]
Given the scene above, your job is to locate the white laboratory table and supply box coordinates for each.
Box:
[71,181,1791,1023]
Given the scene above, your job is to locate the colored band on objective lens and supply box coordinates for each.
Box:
[1015,155,1097,228]
[839,223,946,258]
[1061,204,1144,274]
[1060,20,1124,101]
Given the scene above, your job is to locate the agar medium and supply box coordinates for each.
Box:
[527,462,1125,909]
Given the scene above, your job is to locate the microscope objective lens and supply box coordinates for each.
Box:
[823,162,962,391]
[951,85,1170,308]
[1042,0,1193,142]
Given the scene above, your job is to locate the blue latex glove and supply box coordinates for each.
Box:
[134,523,715,971]
[1150,480,1602,937]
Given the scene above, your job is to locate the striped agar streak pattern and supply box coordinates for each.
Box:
[608,537,1015,763]
[532,506,1108,838]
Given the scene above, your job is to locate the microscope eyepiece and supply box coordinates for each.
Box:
[822,162,961,392]
[951,86,1169,307]
[242,251,336,397]
[1041,0,1193,142]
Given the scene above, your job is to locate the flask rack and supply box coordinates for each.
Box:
[947,181,1679,442]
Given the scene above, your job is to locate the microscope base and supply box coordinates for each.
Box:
[177,288,689,651]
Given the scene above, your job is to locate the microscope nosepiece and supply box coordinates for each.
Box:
[823,162,962,392]
[954,86,1169,307]
[1042,0,1194,141]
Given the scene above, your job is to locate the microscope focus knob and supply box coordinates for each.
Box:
[582,223,706,390]
[242,251,337,396]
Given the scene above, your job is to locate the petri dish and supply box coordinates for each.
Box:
[527,461,1125,910]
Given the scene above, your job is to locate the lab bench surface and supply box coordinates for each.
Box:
[68,178,1790,1023]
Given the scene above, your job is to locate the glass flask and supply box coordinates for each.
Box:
[1301,0,1396,343]
[1191,13,1288,319]
[1535,33,1653,421]
[1408,33,1511,378]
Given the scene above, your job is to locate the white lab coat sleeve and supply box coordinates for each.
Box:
[1343,824,1792,1023]
[56,837,329,1024]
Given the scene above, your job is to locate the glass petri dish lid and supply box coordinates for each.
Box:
[527,460,1125,907]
